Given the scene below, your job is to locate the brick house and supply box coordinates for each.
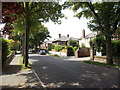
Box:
[52,34,79,46]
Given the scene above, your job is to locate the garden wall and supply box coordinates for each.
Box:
[75,48,90,58]
[49,51,67,56]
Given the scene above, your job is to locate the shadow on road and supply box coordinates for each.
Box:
[29,54,119,88]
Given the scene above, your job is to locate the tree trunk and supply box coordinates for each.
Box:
[24,2,30,67]
[104,21,113,64]
[106,35,113,64]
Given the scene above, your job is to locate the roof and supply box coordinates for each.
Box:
[79,32,97,40]
[85,32,97,39]
[52,35,79,43]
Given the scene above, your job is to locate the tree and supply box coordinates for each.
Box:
[64,1,120,64]
[3,2,64,67]
[29,25,50,52]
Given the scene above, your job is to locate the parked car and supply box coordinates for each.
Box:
[28,49,35,53]
[39,49,47,55]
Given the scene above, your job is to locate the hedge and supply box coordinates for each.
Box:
[55,45,65,52]
[112,40,120,58]
[2,38,10,66]
[66,46,74,56]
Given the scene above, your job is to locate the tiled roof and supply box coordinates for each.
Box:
[52,35,79,42]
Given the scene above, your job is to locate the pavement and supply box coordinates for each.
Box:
[30,54,120,88]
[0,54,43,89]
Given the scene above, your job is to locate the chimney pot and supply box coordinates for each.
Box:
[67,34,69,38]
[59,34,61,38]
[82,29,85,38]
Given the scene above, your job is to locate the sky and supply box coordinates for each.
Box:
[0,8,92,40]
[43,8,92,40]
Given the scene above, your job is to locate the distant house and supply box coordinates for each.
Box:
[52,34,79,46]
[79,29,97,47]
[40,40,52,49]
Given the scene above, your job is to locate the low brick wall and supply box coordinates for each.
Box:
[94,56,120,65]
[49,51,67,56]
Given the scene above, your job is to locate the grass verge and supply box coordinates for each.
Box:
[83,60,120,69]
[19,55,31,69]
[47,54,60,57]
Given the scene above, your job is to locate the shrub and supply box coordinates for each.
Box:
[112,40,120,58]
[66,46,74,56]
[68,39,79,47]
[8,39,20,51]
[73,46,78,51]
[55,45,65,52]
[2,38,10,66]
[48,45,55,51]
[91,36,106,52]
[81,43,86,48]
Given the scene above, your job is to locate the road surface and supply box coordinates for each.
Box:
[29,54,119,88]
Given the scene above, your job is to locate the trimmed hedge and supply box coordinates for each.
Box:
[66,46,74,56]
[2,38,10,66]
[55,45,65,52]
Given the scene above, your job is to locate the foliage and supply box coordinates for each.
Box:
[8,39,20,51]
[73,46,78,51]
[92,36,106,52]
[2,38,10,66]
[64,2,120,64]
[48,45,55,51]
[112,40,120,58]
[66,46,74,56]
[29,25,50,51]
[81,43,86,48]
[55,45,65,52]
[68,39,79,47]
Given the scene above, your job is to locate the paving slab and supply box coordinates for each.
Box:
[0,54,43,89]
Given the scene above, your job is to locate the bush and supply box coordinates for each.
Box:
[8,39,20,51]
[81,43,86,48]
[55,45,65,52]
[2,38,10,66]
[112,40,120,58]
[73,46,78,51]
[48,45,55,51]
[66,46,74,56]
[91,36,106,52]
[68,39,79,47]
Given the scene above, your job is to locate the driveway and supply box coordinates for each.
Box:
[29,54,119,88]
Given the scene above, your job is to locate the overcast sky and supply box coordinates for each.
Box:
[43,8,92,40]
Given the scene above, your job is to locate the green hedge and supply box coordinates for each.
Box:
[66,46,74,56]
[2,38,10,66]
[8,39,20,51]
[112,40,120,58]
[55,45,65,52]
[48,45,55,51]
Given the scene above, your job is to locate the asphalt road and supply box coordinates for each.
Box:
[29,54,119,88]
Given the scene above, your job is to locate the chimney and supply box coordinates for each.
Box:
[67,34,69,38]
[82,29,85,38]
[59,34,61,38]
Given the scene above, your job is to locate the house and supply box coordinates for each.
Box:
[79,29,97,47]
[52,34,79,46]
[40,40,53,49]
